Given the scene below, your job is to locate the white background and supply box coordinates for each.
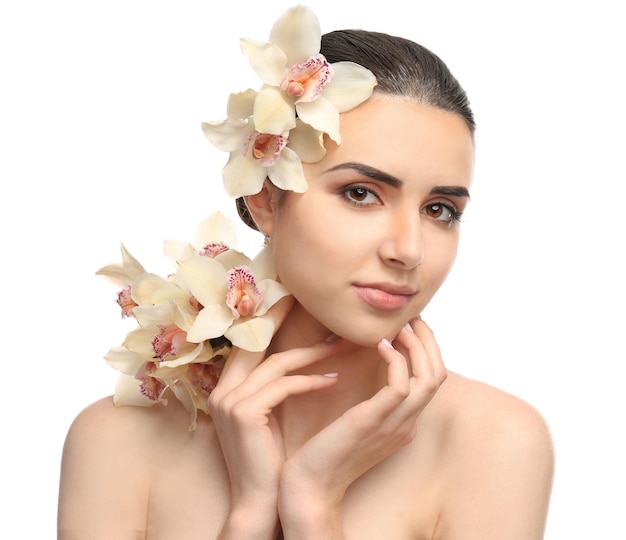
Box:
[1,0,624,537]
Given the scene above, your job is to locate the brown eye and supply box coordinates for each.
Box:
[342,185,380,206]
[426,204,445,218]
[422,203,461,224]
[350,187,369,201]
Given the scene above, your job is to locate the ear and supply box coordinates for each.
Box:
[243,181,277,236]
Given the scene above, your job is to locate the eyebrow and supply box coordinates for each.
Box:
[324,162,471,199]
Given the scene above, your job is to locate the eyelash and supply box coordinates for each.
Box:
[340,185,464,226]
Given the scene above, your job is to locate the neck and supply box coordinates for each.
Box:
[267,302,387,455]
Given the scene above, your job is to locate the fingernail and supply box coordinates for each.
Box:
[325,333,340,342]
[323,372,339,378]
[381,338,394,349]
[403,323,414,333]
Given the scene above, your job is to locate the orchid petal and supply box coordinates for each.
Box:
[240,38,287,86]
[221,151,268,197]
[176,256,227,307]
[225,316,275,351]
[287,121,326,163]
[296,96,341,142]
[194,211,238,251]
[163,239,196,263]
[96,244,147,287]
[254,279,290,316]
[159,341,207,368]
[186,304,233,343]
[123,328,162,357]
[267,146,308,192]
[104,346,146,376]
[226,89,257,119]
[253,86,296,135]
[201,117,252,152]
[214,249,252,270]
[250,245,276,279]
[131,273,169,305]
[167,380,199,430]
[322,61,378,112]
[132,303,173,328]
[269,5,321,65]
[113,374,158,407]
[150,281,189,306]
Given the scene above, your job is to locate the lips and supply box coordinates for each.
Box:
[352,282,417,311]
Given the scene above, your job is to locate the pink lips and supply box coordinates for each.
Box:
[353,283,417,312]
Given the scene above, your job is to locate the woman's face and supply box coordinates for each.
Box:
[264,95,474,346]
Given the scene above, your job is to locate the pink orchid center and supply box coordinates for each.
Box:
[189,295,204,312]
[191,361,222,394]
[226,266,263,319]
[200,242,229,258]
[244,132,287,166]
[135,362,167,402]
[116,287,137,318]
[281,54,332,103]
[152,324,188,360]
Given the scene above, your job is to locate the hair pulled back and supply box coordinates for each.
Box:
[237,29,474,230]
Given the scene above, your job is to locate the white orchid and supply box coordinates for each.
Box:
[202,4,376,197]
[241,4,376,141]
[164,211,239,262]
[202,90,324,196]
[175,245,289,352]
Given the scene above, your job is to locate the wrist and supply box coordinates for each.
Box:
[219,504,279,540]
[278,490,343,539]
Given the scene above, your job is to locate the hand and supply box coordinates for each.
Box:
[278,318,447,534]
[207,296,342,537]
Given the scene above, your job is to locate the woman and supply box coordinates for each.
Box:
[58,6,554,539]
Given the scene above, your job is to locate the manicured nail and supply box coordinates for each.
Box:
[323,372,339,378]
[381,338,394,349]
[404,323,414,333]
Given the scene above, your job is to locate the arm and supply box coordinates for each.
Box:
[57,397,151,540]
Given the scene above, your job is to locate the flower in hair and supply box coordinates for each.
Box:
[202,89,325,197]
[202,4,377,197]
[98,212,289,429]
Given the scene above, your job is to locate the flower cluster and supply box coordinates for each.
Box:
[202,4,377,197]
[99,6,377,428]
[98,212,289,429]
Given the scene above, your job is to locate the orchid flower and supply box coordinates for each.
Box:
[202,90,324,196]
[240,4,377,141]
[96,245,169,318]
[202,5,376,197]
[175,245,289,351]
[163,211,239,263]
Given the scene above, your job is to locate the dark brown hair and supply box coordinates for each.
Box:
[237,29,475,230]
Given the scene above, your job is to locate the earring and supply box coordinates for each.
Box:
[263,232,271,245]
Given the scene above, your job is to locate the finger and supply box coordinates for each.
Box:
[369,339,411,411]
[410,318,447,385]
[222,373,339,421]
[227,339,343,401]
[215,347,267,395]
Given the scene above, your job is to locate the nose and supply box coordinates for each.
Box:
[378,208,425,269]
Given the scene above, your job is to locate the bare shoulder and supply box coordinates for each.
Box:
[430,372,554,539]
[63,395,182,461]
[441,371,553,447]
[58,394,209,537]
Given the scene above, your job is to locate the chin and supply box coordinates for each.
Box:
[328,319,404,348]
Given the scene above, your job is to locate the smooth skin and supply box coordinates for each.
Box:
[58,96,554,539]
